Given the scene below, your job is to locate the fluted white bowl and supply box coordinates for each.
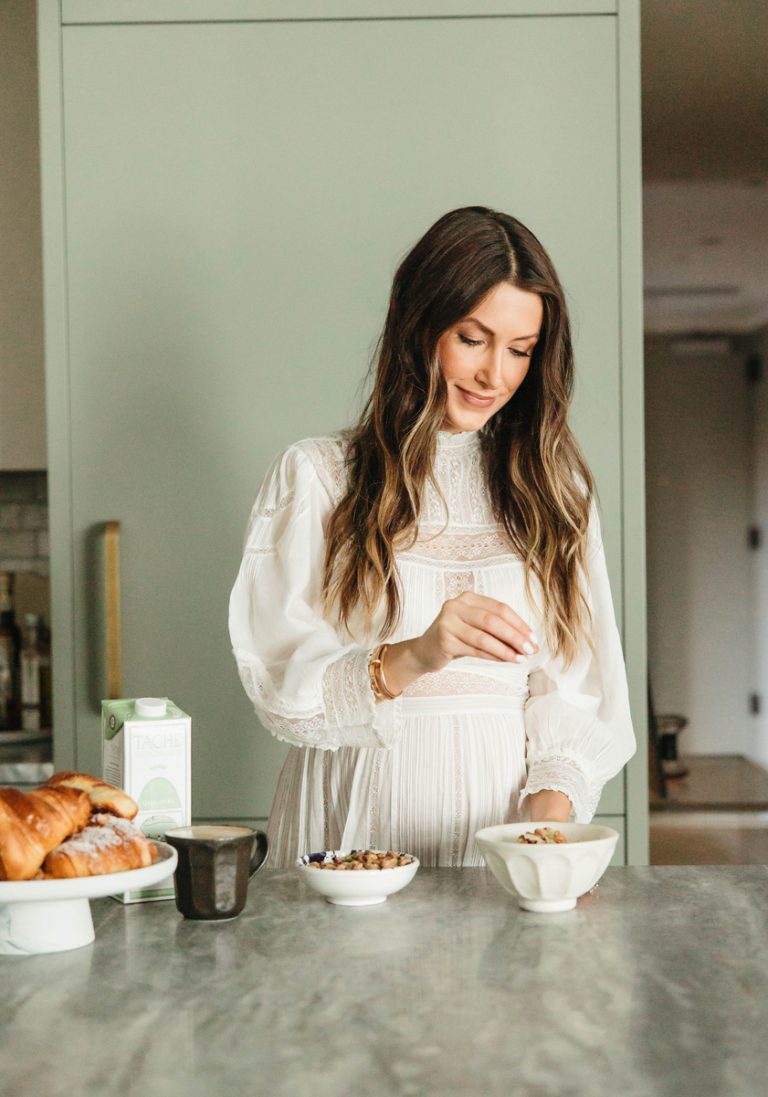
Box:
[296,850,419,906]
[475,822,619,913]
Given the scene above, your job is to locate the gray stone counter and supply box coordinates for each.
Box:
[3,866,768,1097]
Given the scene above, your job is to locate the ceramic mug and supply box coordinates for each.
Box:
[165,825,268,920]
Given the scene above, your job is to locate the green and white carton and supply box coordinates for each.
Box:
[102,696,191,903]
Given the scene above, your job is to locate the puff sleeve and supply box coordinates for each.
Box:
[228,443,402,751]
[518,501,636,822]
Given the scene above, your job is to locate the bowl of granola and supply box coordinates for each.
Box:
[474,822,619,913]
[296,849,419,907]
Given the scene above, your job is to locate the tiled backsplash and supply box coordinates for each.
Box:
[0,472,49,574]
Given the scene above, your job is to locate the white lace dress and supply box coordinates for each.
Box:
[228,428,636,867]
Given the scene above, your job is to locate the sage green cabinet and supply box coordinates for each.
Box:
[38,1,645,858]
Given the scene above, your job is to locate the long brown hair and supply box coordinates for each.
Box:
[322,206,596,664]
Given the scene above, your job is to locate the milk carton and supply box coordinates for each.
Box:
[102,696,191,902]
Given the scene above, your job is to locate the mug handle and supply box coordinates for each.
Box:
[249,830,269,877]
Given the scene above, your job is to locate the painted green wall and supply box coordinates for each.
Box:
[38,0,646,860]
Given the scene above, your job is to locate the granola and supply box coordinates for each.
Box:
[305,849,413,870]
[516,827,568,845]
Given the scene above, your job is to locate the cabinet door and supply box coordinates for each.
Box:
[59,14,621,817]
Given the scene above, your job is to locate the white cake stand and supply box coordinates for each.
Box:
[0,841,177,955]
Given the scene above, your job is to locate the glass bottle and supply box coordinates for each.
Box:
[20,613,42,732]
[0,572,20,730]
[38,617,52,730]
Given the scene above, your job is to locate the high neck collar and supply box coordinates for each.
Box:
[436,428,482,453]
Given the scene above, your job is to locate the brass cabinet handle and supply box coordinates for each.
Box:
[103,520,122,699]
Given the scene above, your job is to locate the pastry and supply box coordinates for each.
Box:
[42,813,155,878]
[46,770,138,820]
[0,785,91,881]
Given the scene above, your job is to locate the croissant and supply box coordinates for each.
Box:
[46,770,138,820]
[43,813,155,878]
[0,786,91,881]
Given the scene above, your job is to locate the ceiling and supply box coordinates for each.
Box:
[641,0,768,334]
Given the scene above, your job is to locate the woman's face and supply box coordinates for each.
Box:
[436,281,543,434]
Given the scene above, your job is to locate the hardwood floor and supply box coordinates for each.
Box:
[650,811,768,865]
[650,753,768,812]
[649,755,768,864]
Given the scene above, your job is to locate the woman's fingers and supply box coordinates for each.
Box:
[479,612,537,656]
[451,601,538,656]
[458,592,538,645]
[415,593,541,673]
[460,623,523,663]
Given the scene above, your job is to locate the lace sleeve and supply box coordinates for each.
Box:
[518,499,636,822]
[228,442,402,751]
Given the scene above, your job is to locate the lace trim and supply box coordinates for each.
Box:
[404,669,528,699]
[444,570,475,600]
[451,717,463,864]
[234,647,398,750]
[260,708,332,746]
[322,753,332,850]
[367,749,384,850]
[236,639,405,754]
[403,529,518,564]
[253,490,295,519]
[322,648,373,727]
[436,429,482,451]
[236,657,314,717]
[298,436,349,503]
[296,432,494,526]
[519,755,597,823]
[423,445,496,528]
[291,435,591,566]
[235,660,336,746]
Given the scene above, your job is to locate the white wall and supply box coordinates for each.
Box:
[746,324,768,769]
[645,337,752,755]
[0,0,47,470]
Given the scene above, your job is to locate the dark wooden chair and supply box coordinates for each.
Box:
[648,677,667,800]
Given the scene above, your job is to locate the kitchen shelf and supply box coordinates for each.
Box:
[0,734,54,786]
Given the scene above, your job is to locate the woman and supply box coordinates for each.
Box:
[228,206,636,867]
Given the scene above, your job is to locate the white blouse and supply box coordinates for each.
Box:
[228,428,636,867]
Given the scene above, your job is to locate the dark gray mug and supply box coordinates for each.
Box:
[165,825,268,920]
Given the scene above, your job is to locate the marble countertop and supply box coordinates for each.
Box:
[2,865,767,1097]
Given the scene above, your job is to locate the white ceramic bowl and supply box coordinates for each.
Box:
[296,850,419,907]
[474,822,619,913]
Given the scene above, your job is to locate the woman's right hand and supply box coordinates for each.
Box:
[381,593,539,696]
[412,592,539,673]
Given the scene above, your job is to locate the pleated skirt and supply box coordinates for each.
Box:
[267,696,527,867]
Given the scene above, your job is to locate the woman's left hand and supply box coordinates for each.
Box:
[526,789,571,822]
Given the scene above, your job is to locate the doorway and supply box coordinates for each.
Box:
[641,1,768,863]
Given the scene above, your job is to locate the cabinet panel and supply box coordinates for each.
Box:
[59,15,620,818]
[0,1,46,470]
[596,814,626,865]
[61,1,618,23]
[597,772,624,815]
